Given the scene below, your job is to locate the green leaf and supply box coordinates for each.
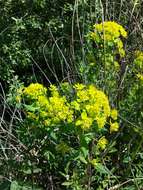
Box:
[22,168,32,174]
[33,168,42,174]
[62,181,73,186]
[96,163,111,174]
[84,133,94,144]
[10,181,43,190]
[50,131,57,141]
[79,156,88,164]
[44,151,55,160]
[24,104,39,112]
[80,147,89,158]
[10,181,19,190]
[123,156,131,163]
[108,147,117,153]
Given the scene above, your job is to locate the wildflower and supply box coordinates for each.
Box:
[74,84,111,130]
[23,83,114,133]
[110,109,118,120]
[97,136,108,150]
[74,83,85,90]
[96,116,106,129]
[49,84,59,97]
[77,90,89,102]
[90,21,127,57]
[134,51,143,70]
[76,111,93,130]
[136,73,143,81]
[38,96,49,108]
[71,101,80,110]
[23,83,47,99]
[93,21,127,40]
[110,122,119,133]
[90,159,99,167]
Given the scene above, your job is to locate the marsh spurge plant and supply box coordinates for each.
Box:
[85,21,127,101]
[21,83,119,132]
[16,82,119,189]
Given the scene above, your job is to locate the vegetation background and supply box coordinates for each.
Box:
[0,0,143,189]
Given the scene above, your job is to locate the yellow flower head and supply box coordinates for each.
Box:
[136,73,143,82]
[74,83,85,90]
[49,84,59,97]
[90,159,99,167]
[110,122,119,133]
[93,21,127,40]
[73,84,111,130]
[23,83,47,99]
[110,109,118,120]
[23,83,117,134]
[23,83,73,126]
[97,136,108,150]
[90,21,127,57]
[134,51,143,70]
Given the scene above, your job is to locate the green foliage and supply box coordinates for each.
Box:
[0,0,76,85]
[10,181,43,190]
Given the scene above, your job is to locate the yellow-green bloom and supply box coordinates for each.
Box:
[74,84,111,130]
[110,109,118,120]
[97,136,108,150]
[23,83,73,126]
[23,83,47,99]
[89,21,127,57]
[90,159,99,167]
[74,83,85,90]
[110,122,119,133]
[22,83,116,133]
[93,21,127,40]
[71,101,80,110]
[56,142,71,154]
[136,73,143,81]
[76,111,93,130]
[134,51,143,70]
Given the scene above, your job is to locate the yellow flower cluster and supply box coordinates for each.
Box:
[73,84,111,130]
[134,51,143,69]
[97,136,108,150]
[134,51,143,83]
[23,83,47,99]
[94,21,127,39]
[90,21,127,57]
[90,158,99,167]
[23,83,73,126]
[110,122,119,133]
[110,109,119,133]
[22,83,119,133]
[110,109,118,120]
